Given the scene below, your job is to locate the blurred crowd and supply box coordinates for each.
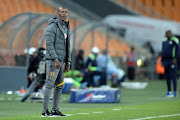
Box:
[1,30,180,91]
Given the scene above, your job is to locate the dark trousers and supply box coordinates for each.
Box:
[127,67,135,80]
[85,71,106,87]
[164,63,177,92]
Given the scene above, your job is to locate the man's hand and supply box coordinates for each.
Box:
[172,59,176,64]
[55,61,61,69]
[64,62,71,72]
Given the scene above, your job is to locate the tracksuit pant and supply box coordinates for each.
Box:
[43,60,65,112]
[164,63,177,92]
[85,71,106,87]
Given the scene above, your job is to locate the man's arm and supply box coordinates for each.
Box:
[172,37,179,63]
[46,24,59,62]
[66,23,71,64]
[64,24,71,72]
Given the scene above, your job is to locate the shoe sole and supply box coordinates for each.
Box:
[51,115,67,117]
[41,115,51,117]
[165,95,174,97]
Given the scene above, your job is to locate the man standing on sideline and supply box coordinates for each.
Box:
[161,30,179,97]
[42,7,71,117]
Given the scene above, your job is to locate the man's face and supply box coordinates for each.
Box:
[57,7,68,21]
[166,30,172,38]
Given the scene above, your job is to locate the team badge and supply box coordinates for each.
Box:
[50,72,55,76]
[169,41,172,44]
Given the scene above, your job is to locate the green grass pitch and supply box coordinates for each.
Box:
[0,80,180,120]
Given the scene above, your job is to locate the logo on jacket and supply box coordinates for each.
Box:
[50,72,55,76]
[169,41,172,45]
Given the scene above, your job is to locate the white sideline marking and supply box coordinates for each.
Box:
[112,109,122,111]
[92,112,104,113]
[127,108,137,109]
[66,114,73,116]
[0,98,5,100]
[61,108,80,110]
[129,114,180,120]
[77,113,89,114]
[8,97,12,100]
[15,98,21,100]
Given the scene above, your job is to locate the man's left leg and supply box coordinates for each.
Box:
[93,71,107,86]
[51,62,66,117]
[171,64,177,97]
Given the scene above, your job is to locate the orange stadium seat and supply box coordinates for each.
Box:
[154,7,164,15]
[155,0,163,7]
[136,0,144,4]
[174,0,180,10]
[174,9,180,21]
[127,1,135,9]
[145,0,153,9]
[164,8,175,19]
[164,0,173,8]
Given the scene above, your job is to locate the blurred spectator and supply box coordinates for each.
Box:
[155,52,164,80]
[161,30,179,97]
[126,47,137,81]
[26,47,38,87]
[21,47,46,102]
[14,54,26,66]
[97,49,108,70]
[97,49,125,87]
[143,41,155,58]
[107,55,125,87]
[28,47,38,63]
[27,47,45,88]
[15,47,37,66]
[75,49,85,71]
[64,70,86,89]
[85,47,106,87]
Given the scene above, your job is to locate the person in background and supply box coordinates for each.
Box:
[126,47,137,81]
[161,30,179,97]
[21,48,46,102]
[75,49,85,72]
[85,47,106,87]
[143,41,155,58]
[97,50,125,87]
[27,47,37,88]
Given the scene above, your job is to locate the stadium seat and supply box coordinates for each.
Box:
[145,0,153,9]
[136,0,144,4]
[164,0,173,8]
[174,9,180,21]
[154,7,164,15]
[164,8,175,19]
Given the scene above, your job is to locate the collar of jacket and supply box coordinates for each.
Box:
[163,36,179,44]
[56,18,69,33]
[89,53,96,60]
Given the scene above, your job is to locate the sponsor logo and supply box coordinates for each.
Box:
[78,93,106,102]
[50,72,54,76]
[91,94,106,100]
